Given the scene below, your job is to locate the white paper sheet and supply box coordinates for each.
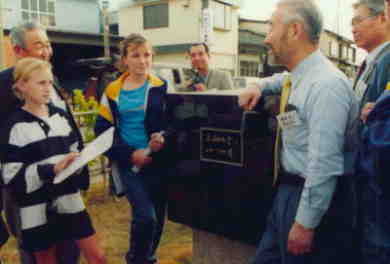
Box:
[54,127,115,184]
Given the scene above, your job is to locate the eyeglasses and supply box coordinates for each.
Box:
[351,14,378,26]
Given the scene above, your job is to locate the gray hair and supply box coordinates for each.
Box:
[353,0,385,15]
[277,0,323,44]
[10,21,46,49]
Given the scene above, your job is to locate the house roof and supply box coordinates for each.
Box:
[239,18,268,24]
[239,29,266,48]
[324,29,354,44]
[47,29,123,47]
[154,43,197,54]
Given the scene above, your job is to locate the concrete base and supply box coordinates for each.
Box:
[192,229,257,264]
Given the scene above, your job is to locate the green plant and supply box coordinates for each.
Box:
[72,90,101,169]
[73,90,99,143]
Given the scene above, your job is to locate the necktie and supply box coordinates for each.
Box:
[357,60,367,78]
[353,60,366,91]
[273,76,292,185]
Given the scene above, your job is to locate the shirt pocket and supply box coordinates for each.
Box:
[281,112,307,150]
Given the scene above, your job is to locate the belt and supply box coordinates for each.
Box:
[278,169,305,187]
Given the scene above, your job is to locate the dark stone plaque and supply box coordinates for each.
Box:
[166,92,276,245]
[200,128,243,166]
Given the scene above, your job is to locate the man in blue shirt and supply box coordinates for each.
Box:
[239,0,358,263]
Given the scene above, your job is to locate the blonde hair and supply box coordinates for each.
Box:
[13,58,52,100]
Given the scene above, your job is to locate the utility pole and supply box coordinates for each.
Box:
[0,0,5,70]
[101,0,110,58]
[202,0,209,9]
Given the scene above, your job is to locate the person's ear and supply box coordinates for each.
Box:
[288,22,302,40]
[379,12,387,23]
[13,45,26,57]
[15,80,26,92]
[13,80,26,100]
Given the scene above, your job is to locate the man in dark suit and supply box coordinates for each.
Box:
[0,21,87,264]
[351,1,390,263]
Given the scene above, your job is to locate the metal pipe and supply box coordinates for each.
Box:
[0,0,5,70]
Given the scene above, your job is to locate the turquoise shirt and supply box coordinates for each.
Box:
[118,81,149,149]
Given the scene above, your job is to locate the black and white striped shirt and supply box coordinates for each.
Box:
[1,104,86,231]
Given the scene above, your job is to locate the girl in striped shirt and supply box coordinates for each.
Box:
[1,58,106,264]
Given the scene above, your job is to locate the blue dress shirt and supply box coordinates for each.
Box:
[260,50,359,228]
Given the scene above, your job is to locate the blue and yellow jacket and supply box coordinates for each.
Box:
[95,72,168,169]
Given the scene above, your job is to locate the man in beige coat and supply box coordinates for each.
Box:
[187,43,234,91]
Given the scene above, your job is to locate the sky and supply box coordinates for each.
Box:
[110,0,356,39]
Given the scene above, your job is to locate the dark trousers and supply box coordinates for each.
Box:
[0,215,9,247]
[358,177,390,264]
[3,189,80,264]
[120,165,167,264]
[250,174,356,264]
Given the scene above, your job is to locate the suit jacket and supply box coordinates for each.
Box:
[206,69,234,90]
[0,68,21,124]
[360,50,390,110]
[350,45,390,175]
[181,69,235,91]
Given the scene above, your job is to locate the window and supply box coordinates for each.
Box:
[328,41,333,57]
[213,1,232,31]
[330,41,338,58]
[342,45,348,60]
[240,61,259,77]
[143,3,168,29]
[348,47,356,63]
[21,0,56,27]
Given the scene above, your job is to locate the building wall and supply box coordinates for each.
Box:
[3,0,100,34]
[119,0,202,45]
[3,1,19,29]
[239,53,260,62]
[2,36,16,68]
[154,53,190,66]
[119,0,239,73]
[56,0,100,33]
[209,1,239,73]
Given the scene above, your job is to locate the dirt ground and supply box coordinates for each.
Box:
[0,183,193,264]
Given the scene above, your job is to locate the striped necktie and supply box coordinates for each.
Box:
[273,76,292,185]
[353,60,366,91]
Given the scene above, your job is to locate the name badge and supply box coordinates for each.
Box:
[277,110,302,130]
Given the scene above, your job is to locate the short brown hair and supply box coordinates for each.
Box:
[188,43,210,55]
[120,33,153,58]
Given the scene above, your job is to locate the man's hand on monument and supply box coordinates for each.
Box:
[239,83,261,111]
[287,221,314,256]
[194,83,206,91]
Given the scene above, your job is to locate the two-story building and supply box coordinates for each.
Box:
[118,0,240,75]
[117,1,358,79]
[320,29,357,78]
[238,18,358,78]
